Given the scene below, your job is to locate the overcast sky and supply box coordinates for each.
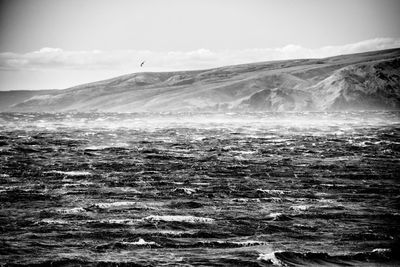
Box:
[0,0,399,90]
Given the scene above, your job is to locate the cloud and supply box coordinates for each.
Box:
[1,37,399,72]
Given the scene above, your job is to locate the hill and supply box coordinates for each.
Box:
[1,48,400,112]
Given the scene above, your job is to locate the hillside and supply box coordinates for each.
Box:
[0,90,57,111]
[1,48,400,112]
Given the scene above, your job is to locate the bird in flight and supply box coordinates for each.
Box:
[140,61,145,67]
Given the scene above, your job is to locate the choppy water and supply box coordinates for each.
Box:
[0,111,400,266]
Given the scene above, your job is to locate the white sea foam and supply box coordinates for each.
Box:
[143,215,214,224]
[315,192,330,196]
[192,182,210,186]
[238,150,255,155]
[41,219,70,225]
[257,189,285,195]
[113,187,141,193]
[84,145,109,150]
[199,240,268,247]
[318,198,336,203]
[267,212,290,221]
[268,212,282,219]
[100,185,141,194]
[96,219,136,225]
[372,248,391,254]
[123,238,159,246]
[231,240,268,246]
[62,181,95,188]
[258,252,282,265]
[56,207,86,214]
[46,171,92,176]
[149,230,189,236]
[290,205,311,212]
[93,201,138,208]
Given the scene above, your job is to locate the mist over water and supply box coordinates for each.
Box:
[2,111,399,131]
[1,111,400,266]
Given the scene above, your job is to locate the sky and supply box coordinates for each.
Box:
[0,0,399,91]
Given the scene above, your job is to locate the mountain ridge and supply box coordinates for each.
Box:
[1,48,400,112]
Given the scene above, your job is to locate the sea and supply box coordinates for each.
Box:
[0,111,399,266]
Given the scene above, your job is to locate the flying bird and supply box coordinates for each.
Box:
[140,61,145,67]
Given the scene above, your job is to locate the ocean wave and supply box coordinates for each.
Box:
[55,207,86,214]
[228,240,269,247]
[126,238,159,246]
[258,251,283,266]
[84,143,129,150]
[112,187,142,193]
[45,170,92,176]
[143,215,214,224]
[91,201,138,209]
[290,204,311,212]
[267,212,292,221]
[62,181,95,188]
[258,248,397,266]
[172,187,196,195]
[92,219,137,225]
[140,229,191,237]
[257,189,286,195]
[95,238,161,250]
[190,240,269,249]
[262,197,284,203]
[84,145,109,150]
[41,219,70,225]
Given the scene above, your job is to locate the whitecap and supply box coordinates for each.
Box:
[318,198,336,203]
[198,240,268,248]
[41,219,70,225]
[232,198,249,203]
[123,238,159,246]
[192,182,210,186]
[115,187,141,193]
[372,248,391,254]
[46,171,92,176]
[84,145,109,150]
[93,201,138,208]
[84,143,129,150]
[238,150,255,155]
[143,215,214,224]
[258,252,283,266]
[144,230,189,236]
[231,240,269,247]
[290,205,311,212]
[95,219,136,225]
[257,189,285,195]
[267,212,291,221]
[56,207,86,214]
[268,212,282,219]
[62,181,95,188]
[321,183,334,187]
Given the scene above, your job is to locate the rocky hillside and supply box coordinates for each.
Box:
[1,48,400,112]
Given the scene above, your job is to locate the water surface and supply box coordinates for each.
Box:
[1,111,399,266]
